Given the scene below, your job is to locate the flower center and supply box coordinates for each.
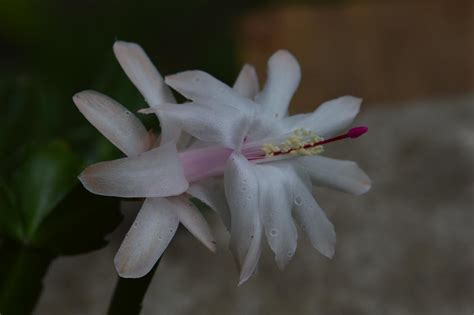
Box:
[244,126,368,161]
[261,129,325,157]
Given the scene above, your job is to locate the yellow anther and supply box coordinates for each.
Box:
[260,128,324,158]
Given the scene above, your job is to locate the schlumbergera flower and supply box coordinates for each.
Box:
[141,51,372,284]
[73,41,219,278]
[77,42,371,285]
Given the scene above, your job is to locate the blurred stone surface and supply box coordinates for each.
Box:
[36,95,474,315]
[238,1,474,111]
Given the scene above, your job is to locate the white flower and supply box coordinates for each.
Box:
[142,50,371,284]
[74,41,216,278]
[76,44,371,285]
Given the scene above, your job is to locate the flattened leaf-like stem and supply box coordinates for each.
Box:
[107,258,160,315]
[0,242,55,315]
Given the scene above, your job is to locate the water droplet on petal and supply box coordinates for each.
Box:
[269,229,278,237]
[294,196,303,206]
[287,251,294,257]
[169,229,174,234]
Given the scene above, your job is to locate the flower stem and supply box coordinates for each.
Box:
[107,259,160,315]
[0,242,55,315]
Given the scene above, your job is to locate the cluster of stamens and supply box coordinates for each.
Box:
[261,129,325,157]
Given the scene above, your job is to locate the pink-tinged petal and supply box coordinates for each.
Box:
[180,146,232,182]
[115,197,179,278]
[256,50,301,119]
[284,96,361,138]
[233,64,260,99]
[290,172,336,258]
[224,153,261,279]
[73,90,151,157]
[297,156,371,195]
[255,164,298,269]
[113,41,175,107]
[79,142,188,198]
[187,178,231,230]
[152,102,251,150]
[165,70,256,114]
[168,196,216,252]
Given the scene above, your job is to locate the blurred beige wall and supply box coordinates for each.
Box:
[238,1,474,111]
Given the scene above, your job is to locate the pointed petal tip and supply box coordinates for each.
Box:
[271,49,297,62]
[343,95,363,107]
[206,240,217,253]
[115,268,142,279]
[113,39,128,46]
[241,63,256,73]
[355,179,372,195]
[194,231,217,253]
[77,170,90,190]
[326,249,336,259]
[72,90,94,106]
[268,50,301,75]
[320,235,336,259]
[72,90,114,111]
[275,259,288,271]
[164,70,202,86]
[351,167,372,195]
[113,40,140,53]
[138,107,155,114]
[72,91,82,103]
[237,274,250,287]
[78,169,104,197]
[114,258,146,279]
[114,253,143,279]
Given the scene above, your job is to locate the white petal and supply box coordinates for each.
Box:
[155,111,182,145]
[256,50,301,119]
[79,142,188,198]
[187,178,231,230]
[290,172,336,258]
[114,197,179,278]
[155,102,251,150]
[113,41,175,106]
[297,156,371,195]
[233,64,259,99]
[238,221,262,286]
[255,164,298,269]
[73,90,150,156]
[168,196,216,252]
[165,70,256,114]
[224,153,261,279]
[284,96,361,137]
